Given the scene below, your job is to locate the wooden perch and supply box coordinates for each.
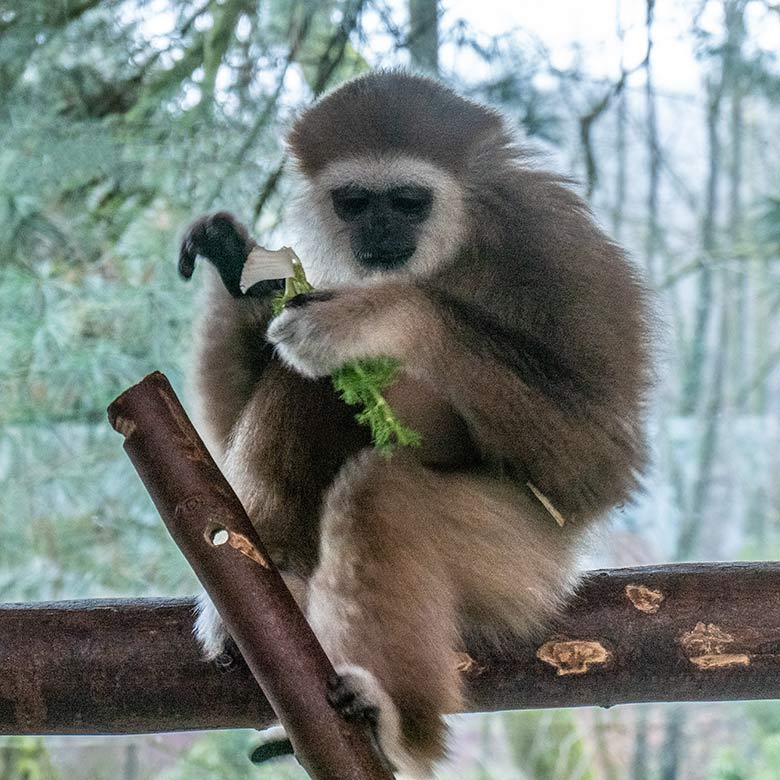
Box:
[106,372,393,780]
[2,562,780,736]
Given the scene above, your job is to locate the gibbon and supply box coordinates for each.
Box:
[178,70,653,778]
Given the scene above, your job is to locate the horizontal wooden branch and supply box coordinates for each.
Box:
[2,561,779,735]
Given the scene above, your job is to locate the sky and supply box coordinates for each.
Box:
[440,0,778,95]
[444,0,700,88]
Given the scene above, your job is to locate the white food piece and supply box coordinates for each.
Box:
[240,246,297,293]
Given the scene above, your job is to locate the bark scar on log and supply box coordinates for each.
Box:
[537,639,611,676]
[157,385,210,463]
[112,415,136,438]
[680,622,751,669]
[625,584,665,613]
[222,530,271,568]
[455,652,485,677]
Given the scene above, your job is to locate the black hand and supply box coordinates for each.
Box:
[178,211,283,298]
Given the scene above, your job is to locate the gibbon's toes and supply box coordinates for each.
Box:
[326,665,434,779]
[177,211,252,297]
[212,642,241,672]
[327,671,380,726]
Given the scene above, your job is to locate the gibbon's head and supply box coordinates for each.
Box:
[285,70,508,286]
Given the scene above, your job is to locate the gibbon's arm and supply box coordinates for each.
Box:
[180,213,281,454]
[267,279,647,522]
[190,269,278,454]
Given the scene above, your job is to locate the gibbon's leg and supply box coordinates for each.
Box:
[309,450,461,778]
[192,357,367,662]
[308,450,584,778]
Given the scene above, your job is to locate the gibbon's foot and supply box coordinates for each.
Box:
[327,665,434,779]
[327,670,381,726]
[249,727,295,765]
[178,211,284,298]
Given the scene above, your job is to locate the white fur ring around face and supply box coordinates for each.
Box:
[266,305,343,379]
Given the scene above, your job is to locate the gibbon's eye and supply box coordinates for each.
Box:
[331,187,371,221]
[389,186,433,221]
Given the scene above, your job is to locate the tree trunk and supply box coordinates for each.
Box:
[659,705,684,780]
[681,74,722,415]
[612,0,627,240]
[631,707,650,780]
[645,0,660,283]
[408,0,439,74]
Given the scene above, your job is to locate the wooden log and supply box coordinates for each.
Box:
[106,372,393,780]
[1,562,779,736]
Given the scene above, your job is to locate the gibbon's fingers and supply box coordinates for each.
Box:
[177,211,255,296]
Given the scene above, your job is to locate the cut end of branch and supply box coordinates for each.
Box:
[112,415,137,439]
[107,371,169,433]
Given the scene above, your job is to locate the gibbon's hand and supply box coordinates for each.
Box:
[266,286,419,378]
[266,291,355,378]
[178,211,284,298]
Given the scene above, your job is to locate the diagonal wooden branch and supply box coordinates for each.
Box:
[106,372,393,780]
[2,562,780,736]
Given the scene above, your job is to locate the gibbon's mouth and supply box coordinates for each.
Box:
[355,248,415,269]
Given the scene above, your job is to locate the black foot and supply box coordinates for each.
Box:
[178,211,283,298]
[326,672,380,726]
[212,636,242,673]
[327,672,397,773]
[249,736,295,765]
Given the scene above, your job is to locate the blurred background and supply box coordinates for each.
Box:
[1,0,780,777]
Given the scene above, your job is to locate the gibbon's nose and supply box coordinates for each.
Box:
[365,202,390,234]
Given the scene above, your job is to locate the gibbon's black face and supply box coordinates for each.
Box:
[330,184,433,270]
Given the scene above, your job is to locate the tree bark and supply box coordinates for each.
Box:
[3,562,780,735]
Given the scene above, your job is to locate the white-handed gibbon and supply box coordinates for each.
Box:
[178,70,653,779]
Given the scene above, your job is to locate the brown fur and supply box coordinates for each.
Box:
[187,71,653,776]
[287,70,504,178]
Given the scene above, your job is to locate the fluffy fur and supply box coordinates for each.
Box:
[183,71,653,778]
